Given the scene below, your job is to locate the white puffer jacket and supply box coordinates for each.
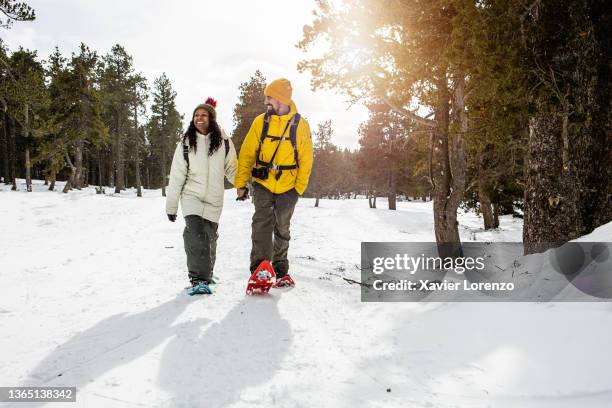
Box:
[165,130,237,223]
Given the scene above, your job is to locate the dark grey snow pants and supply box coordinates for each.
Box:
[183,215,218,282]
[250,183,299,277]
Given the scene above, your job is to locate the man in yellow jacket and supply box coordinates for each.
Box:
[235,78,313,284]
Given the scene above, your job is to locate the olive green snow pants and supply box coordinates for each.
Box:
[250,183,299,277]
[183,215,218,282]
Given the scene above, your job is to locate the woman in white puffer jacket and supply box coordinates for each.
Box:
[165,98,237,294]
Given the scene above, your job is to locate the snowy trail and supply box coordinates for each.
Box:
[1,180,612,407]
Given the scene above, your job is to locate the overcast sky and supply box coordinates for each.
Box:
[2,0,367,148]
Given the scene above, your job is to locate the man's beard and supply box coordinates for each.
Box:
[266,104,277,115]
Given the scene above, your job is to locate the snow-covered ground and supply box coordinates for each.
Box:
[1,179,611,408]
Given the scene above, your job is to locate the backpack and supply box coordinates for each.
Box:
[254,113,301,178]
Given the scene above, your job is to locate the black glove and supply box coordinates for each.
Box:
[167,214,177,222]
[236,187,249,201]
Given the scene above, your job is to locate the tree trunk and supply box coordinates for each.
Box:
[585,11,612,232]
[160,106,168,196]
[477,144,494,230]
[8,116,16,190]
[493,203,500,229]
[62,176,73,193]
[431,87,454,250]
[523,107,578,254]
[432,74,466,258]
[161,144,167,197]
[115,117,125,193]
[522,5,611,253]
[85,153,92,187]
[479,187,494,230]
[25,149,32,192]
[49,169,56,191]
[23,104,32,192]
[431,142,454,245]
[73,139,84,189]
[132,103,142,197]
[135,157,142,197]
[315,196,319,207]
[98,149,104,188]
[388,170,397,210]
[372,195,377,208]
[108,153,115,189]
[62,149,76,193]
[145,159,150,189]
[0,111,8,184]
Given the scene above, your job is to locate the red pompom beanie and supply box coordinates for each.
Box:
[193,97,217,120]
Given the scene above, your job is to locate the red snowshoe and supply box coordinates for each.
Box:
[246,260,276,295]
[272,275,295,289]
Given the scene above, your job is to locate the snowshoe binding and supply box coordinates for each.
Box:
[187,279,214,296]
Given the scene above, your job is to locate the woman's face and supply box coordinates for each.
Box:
[193,108,210,134]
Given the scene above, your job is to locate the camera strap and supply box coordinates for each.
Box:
[267,119,292,167]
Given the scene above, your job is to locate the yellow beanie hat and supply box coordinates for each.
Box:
[264,78,292,106]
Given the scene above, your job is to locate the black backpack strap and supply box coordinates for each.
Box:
[260,113,271,145]
[255,113,271,164]
[289,113,301,169]
[224,138,229,157]
[182,135,190,170]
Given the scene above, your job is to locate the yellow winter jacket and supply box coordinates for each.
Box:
[235,101,313,195]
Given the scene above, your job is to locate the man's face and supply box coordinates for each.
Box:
[264,95,281,115]
[193,108,210,134]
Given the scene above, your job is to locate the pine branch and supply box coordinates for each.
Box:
[381,97,437,128]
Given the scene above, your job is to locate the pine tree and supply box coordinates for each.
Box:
[99,44,136,193]
[357,113,386,209]
[299,0,467,255]
[126,73,148,197]
[149,73,182,196]
[309,120,337,207]
[36,47,69,191]
[0,40,8,184]
[61,44,107,192]
[3,47,48,191]
[231,70,266,155]
[0,39,17,188]
[34,44,107,193]
[449,1,527,231]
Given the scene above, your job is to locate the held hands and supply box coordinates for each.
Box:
[236,187,249,201]
[167,214,177,222]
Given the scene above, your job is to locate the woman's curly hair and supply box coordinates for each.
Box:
[183,118,222,156]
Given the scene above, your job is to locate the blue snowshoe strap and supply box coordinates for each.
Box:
[188,282,213,296]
